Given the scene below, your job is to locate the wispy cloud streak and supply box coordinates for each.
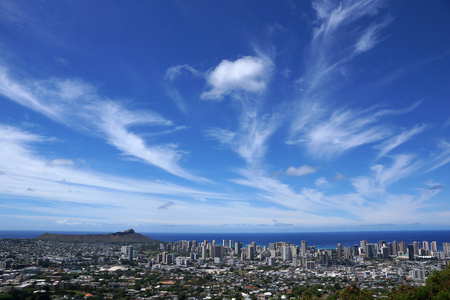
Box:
[375,124,427,160]
[0,68,203,181]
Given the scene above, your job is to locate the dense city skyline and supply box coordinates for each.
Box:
[1,1,450,232]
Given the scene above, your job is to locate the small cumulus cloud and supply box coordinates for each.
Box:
[158,201,174,210]
[47,159,74,167]
[285,165,317,177]
[201,55,272,100]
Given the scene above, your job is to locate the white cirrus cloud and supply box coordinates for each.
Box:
[164,64,201,81]
[375,124,427,160]
[0,124,233,210]
[201,55,272,100]
[354,19,390,55]
[288,103,422,159]
[301,0,386,94]
[0,68,204,182]
[206,96,280,166]
[352,154,420,196]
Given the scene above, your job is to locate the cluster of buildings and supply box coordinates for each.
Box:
[0,237,449,299]
[156,238,450,267]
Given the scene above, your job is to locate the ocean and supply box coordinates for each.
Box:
[1,230,449,250]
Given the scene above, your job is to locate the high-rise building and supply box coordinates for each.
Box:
[281,245,292,261]
[422,241,429,252]
[392,241,399,256]
[214,245,223,259]
[344,247,353,259]
[321,251,329,266]
[229,240,234,248]
[166,253,173,264]
[365,244,376,258]
[290,245,298,257]
[269,243,276,251]
[122,246,133,260]
[208,244,215,258]
[431,241,438,252]
[443,242,450,257]
[353,244,359,256]
[301,240,307,254]
[413,241,419,255]
[235,242,242,255]
[337,243,343,259]
[360,240,368,249]
[408,244,415,261]
[400,241,406,253]
[127,246,133,261]
[247,245,255,260]
[292,257,298,267]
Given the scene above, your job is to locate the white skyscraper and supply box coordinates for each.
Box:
[431,241,438,252]
[443,242,450,257]
[281,245,292,261]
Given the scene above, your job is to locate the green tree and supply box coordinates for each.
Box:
[339,284,373,300]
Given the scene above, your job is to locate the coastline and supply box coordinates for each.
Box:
[1,229,449,250]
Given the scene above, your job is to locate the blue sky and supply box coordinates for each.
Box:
[0,0,449,233]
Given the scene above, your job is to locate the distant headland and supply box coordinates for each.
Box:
[34,229,158,243]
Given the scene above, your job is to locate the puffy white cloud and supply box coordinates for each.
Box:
[201,56,272,100]
[285,165,317,177]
